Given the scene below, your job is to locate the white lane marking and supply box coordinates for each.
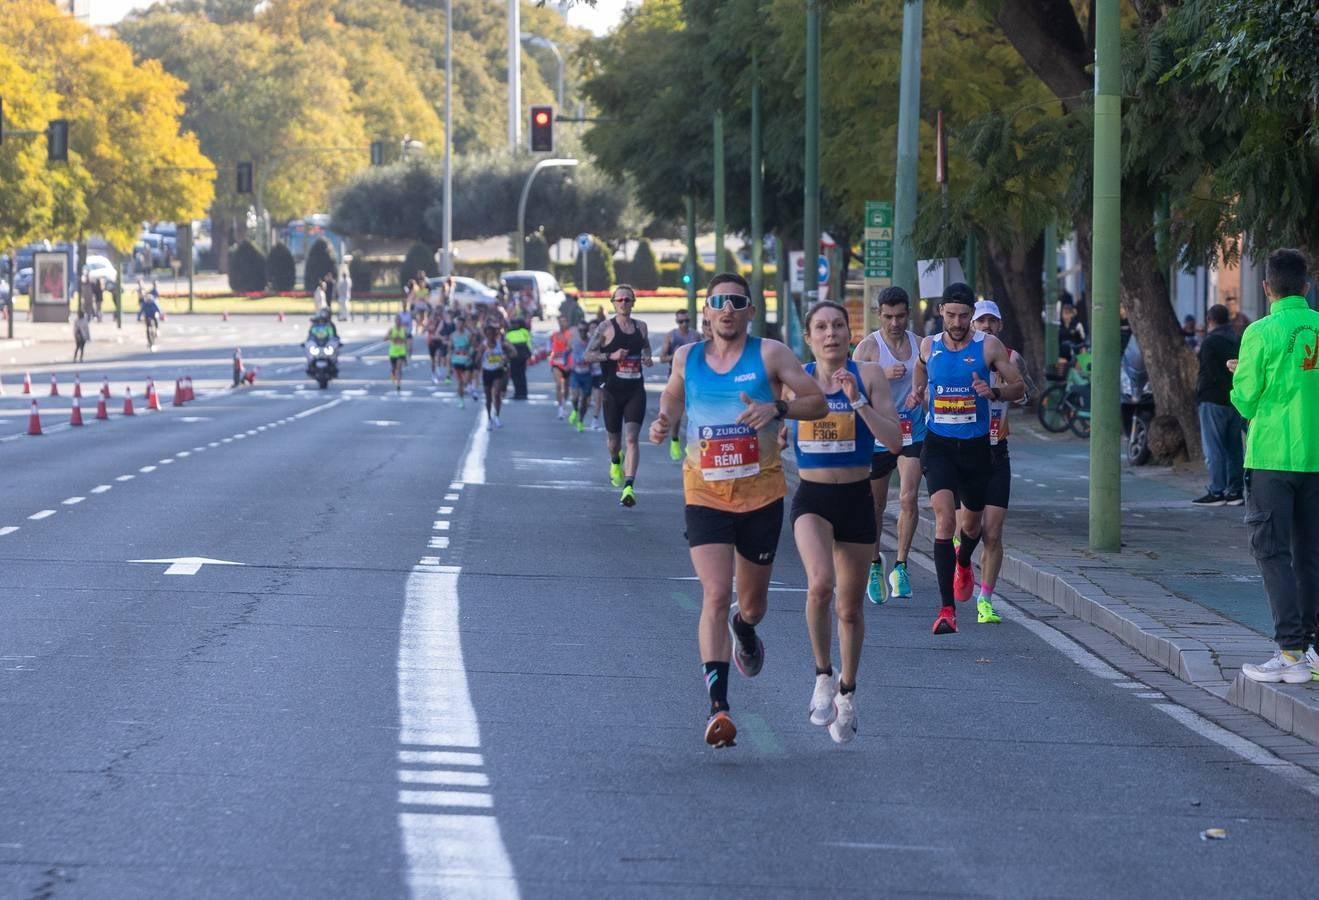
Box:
[1154,704,1319,798]
[129,556,245,576]
[438,507,454,515]
[449,483,465,491]
[28,510,56,521]
[996,603,1125,681]
[1137,692,1166,699]
[399,770,491,788]
[398,565,517,898]
[458,411,488,485]
[139,466,157,473]
[0,527,19,536]
[234,434,247,440]
[176,451,191,458]
[159,459,174,465]
[429,536,451,549]
[245,430,257,436]
[399,750,483,767]
[823,841,949,852]
[208,442,220,448]
[292,397,346,420]
[1113,681,1146,689]
[433,521,451,531]
[62,497,85,506]
[222,438,233,443]
[116,475,134,482]
[419,556,442,567]
[91,485,112,494]
[444,494,460,501]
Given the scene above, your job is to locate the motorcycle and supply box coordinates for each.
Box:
[1120,337,1157,465]
[305,332,340,389]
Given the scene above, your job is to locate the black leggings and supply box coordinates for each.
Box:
[603,385,646,433]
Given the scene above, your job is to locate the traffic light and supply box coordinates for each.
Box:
[370,141,384,166]
[47,119,68,162]
[236,161,253,194]
[530,105,554,153]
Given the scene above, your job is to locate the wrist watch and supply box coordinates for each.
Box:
[774,399,789,420]
[849,396,868,410]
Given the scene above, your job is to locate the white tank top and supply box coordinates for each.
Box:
[869,330,920,409]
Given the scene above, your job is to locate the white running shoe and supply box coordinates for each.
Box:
[828,691,858,744]
[591,418,602,432]
[486,419,494,431]
[809,673,837,726]
[1242,650,1313,684]
[494,415,503,429]
[1307,646,1319,681]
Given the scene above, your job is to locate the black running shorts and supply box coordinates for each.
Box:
[985,442,1011,509]
[602,384,646,432]
[870,442,923,480]
[790,479,877,544]
[684,498,784,565]
[482,367,507,389]
[920,432,993,512]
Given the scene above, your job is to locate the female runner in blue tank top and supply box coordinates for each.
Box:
[783,302,902,744]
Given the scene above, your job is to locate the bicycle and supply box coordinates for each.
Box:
[1036,348,1091,438]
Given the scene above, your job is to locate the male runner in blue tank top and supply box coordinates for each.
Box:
[852,285,927,604]
[910,283,1025,635]
[650,272,828,748]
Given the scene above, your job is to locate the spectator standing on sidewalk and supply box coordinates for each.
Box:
[72,310,90,363]
[1232,249,1319,684]
[1192,304,1245,507]
[336,265,352,320]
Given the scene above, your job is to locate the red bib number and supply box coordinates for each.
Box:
[698,424,760,482]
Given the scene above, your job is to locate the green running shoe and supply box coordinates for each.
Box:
[620,484,637,507]
[887,562,911,599]
[669,439,682,462]
[575,418,585,433]
[568,408,579,425]
[865,554,888,605]
[976,597,1001,624]
[610,461,624,487]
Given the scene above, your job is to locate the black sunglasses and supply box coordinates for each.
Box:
[706,293,751,311]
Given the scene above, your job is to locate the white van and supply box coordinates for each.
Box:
[498,270,566,320]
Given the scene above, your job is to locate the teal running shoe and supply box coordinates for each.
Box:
[887,561,912,599]
[865,553,888,605]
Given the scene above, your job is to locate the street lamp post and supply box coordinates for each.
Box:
[521,33,565,111]
[517,158,579,269]
[442,0,453,276]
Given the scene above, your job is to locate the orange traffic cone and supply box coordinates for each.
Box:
[146,378,161,411]
[172,379,184,406]
[100,376,110,398]
[49,374,59,396]
[123,387,135,416]
[95,393,108,420]
[27,400,42,435]
[73,374,82,398]
[69,395,83,427]
[185,376,195,401]
[22,372,31,394]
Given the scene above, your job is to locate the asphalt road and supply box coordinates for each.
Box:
[1,322,1317,899]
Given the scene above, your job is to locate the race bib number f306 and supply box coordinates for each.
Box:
[797,401,856,454]
[699,423,761,481]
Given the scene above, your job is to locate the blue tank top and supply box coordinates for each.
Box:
[925,331,991,439]
[791,361,875,469]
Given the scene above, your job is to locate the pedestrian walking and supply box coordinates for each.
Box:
[1193,303,1245,507]
[92,276,105,321]
[337,264,352,320]
[648,271,827,748]
[1232,249,1319,684]
[73,310,90,363]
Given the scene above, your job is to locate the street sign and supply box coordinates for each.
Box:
[575,233,592,251]
[788,251,805,293]
[863,201,895,332]
[817,254,830,285]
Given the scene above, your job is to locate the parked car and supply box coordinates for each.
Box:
[426,275,498,307]
[0,277,9,303]
[83,254,118,284]
[498,269,566,320]
[135,233,171,268]
[15,267,33,295]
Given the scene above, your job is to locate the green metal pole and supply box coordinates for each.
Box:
[1043,222,1059,368]
[962,232,978,295]
[893,0,924,305]
[1089,0,1121,553]
[686,194,698,321]
[714,111,726,274]
[803,0,821,307]
[750,56,765,337]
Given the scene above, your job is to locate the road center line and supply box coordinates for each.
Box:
[91,485,112,494]
[458,412,487,485]
[116,475,134,482]
[62,497,85,505]
[139,466,156,473]
[28,510,56,521]
[0,527,19,536]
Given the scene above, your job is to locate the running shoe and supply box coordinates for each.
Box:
[458,397,465,409]
[828,692,858,744]
[888,561,912,599]
[932,606,957,635]
[704,710,737,748]
[568,408,579,425]
[575,419,585,433]
[619,485,637,507]
[1222,491,1244,506]
[727,602,765,677]
[1242,650,1312,684]
[976,597,1002,624]
[494,416,503,429]
[865,554,888,605]
[953,562,974,602]
[809,673,837,726]
[669,439,682,462]
[591,418,603,432]
[557,408,565,420]
[1192,492,1227,507]
[1307,647,1319,681]
[609,461,624,487]
[486,418,495,431]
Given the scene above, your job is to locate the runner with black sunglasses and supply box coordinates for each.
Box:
[650,272,828,748]
[584,284,653,507]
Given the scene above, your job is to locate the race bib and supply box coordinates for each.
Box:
[989,401,1008,445]
[616,357,643,379]
[932,387,977,425]
[899,413,914,447]
[551,352,567,367]
[698,423,761,482]
[486,352,505,367]
[797,400,856,454]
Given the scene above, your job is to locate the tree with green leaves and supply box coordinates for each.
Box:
[267,242,296,291]
[630,239,660,290]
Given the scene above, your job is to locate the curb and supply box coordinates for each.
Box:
[895,510,1319,746]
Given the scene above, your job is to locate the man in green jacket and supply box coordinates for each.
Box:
[505,318,533,399]
[1231,248,1319,684]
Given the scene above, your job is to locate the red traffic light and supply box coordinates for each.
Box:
[530,105,554,153]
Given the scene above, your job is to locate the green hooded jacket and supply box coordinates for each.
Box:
[1230,295,1319,472]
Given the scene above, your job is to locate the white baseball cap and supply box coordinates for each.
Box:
[973,299,1002,321]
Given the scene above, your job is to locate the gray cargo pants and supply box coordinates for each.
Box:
[1245,469,1319,651]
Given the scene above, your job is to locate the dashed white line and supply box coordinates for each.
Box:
[176,451,191,458]
[0,526,19,536]
[398,750,483,767]
[433,521,450,531]
[28,510,56,521]
[444,493,460,501]
[209,442,220,448]
[116,475,135,482]
[61,497,85,505]
[158,459,174,465]
[428,536,450,549]
[399,770,491,788]
[438,507,454,515]
[139,466,157,473]
[398,790,493,809]
[91,485,112,494]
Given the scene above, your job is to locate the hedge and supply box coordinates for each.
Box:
[304,238,338,292]
[228,240,266,293]
[266,242,296,291]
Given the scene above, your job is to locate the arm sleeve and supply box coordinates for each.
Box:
[1229,327,1262,420]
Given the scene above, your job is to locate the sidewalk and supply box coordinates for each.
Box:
[888,420,1319,744]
